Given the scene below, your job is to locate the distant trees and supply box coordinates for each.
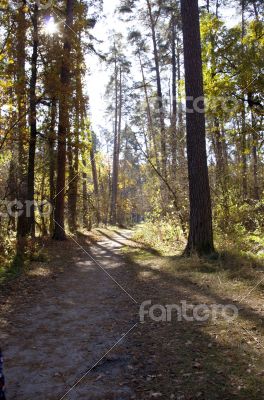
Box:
[116,0,263,251]
[27,2,39,237]
[0,0,263,263]
[109,43,122,225]
[0,1,102,262]
[105,36,131,225]
[53,0,74,240]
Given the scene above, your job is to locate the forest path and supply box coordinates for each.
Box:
[1,229,140,400]
[1,229,264,400]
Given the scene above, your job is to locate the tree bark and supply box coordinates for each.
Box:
[138,51,160,170]
[170,13,177,183]
[252,0,259,19]
[251,111,259,200]
[53,0,74,240]
[90,135,101,224]
[82,158,91,230]
[146,0,167,179]
[67,130,76,231]
[110,60,121,225]
[215,0,219,17]
[26,2,39,237]
[176,39,185,164]
[16,5,28,249]
[241,0,248,200]
[180,0,214,255]
[48,97,56,234]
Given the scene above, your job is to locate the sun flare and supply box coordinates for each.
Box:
[43,17,58,35]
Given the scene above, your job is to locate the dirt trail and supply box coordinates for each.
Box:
[1,230,139,400]
[1,229,264,400]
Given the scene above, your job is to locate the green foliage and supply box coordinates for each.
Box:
[0,254,23,285]
[133,217,185,255]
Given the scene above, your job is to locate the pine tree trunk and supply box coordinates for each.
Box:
[213,118,225,187]
[215,0,220,17]
[241,106,248,200]
[67,114,79,233]
[180,0,214,255]
[53,0,74,240]
[252,0,259,19]
[90,137,101,224]
[241,1,248,201]
[146,0,167,179]
[170,14,177,183]
[251,112,259,200]
[68,45,82,232]
[138,51,160,170]
[176,41,185,164]
[67,132,76,231]
[48,97,56,234]
[82,158,91,230]
[16,5,28,250]
[27,3,39,237]
[110,61,121,225]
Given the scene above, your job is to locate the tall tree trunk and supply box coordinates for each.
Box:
[176,39,185,164]
[39,169,48,236]
[212,119,229,219]
[48,97,56,234]
[90,135,101,224]
[138,51,160,170]
[241,0,248,200]
[67,130,76,231]
[67,110,79,232]
[68,39,83,232]
[82,158,91,230]
[213,118,225,187]
[110,61,121,225]
[27,3,39,237]
[170,14,177,183]
[7,160,17,232]
[215,0,220,17]
[53,0,74,240]
[252,0,259,19]
[16,5,28,254]
[180,0,214,255]
[146,0,167,179]
[251,111,259,200]
[16,5,27,172]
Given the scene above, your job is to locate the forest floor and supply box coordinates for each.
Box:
[0,227,264,400]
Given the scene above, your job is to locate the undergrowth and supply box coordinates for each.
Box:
[0,239,47,285]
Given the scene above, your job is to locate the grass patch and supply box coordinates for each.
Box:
[120,225,264,399]
[0,256,24,285]
[0,239,49,286]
